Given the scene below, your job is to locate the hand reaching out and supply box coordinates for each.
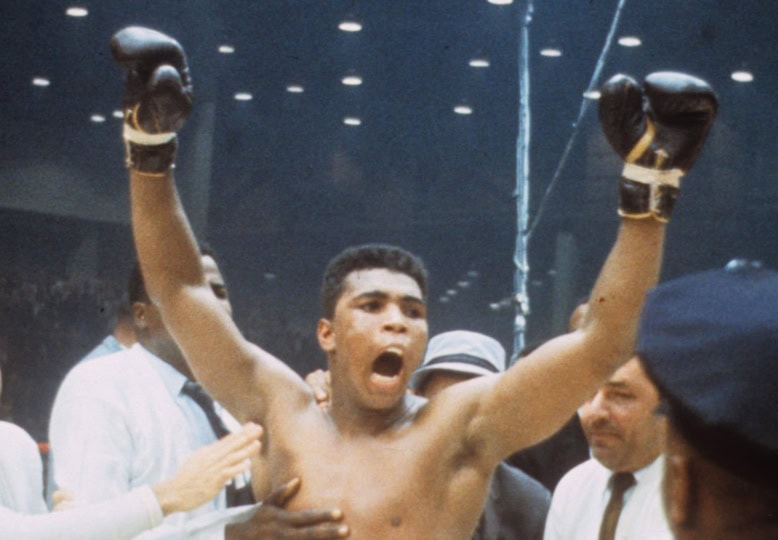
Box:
[152,422,262,515]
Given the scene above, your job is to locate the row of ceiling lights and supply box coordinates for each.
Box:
[34,4,755,125]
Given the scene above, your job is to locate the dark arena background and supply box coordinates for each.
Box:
[1,0,777,442]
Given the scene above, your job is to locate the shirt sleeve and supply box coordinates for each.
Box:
[0,485,163,540]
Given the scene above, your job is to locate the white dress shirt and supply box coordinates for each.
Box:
[49,343,244,538]
[0,421,47,514]
[544,456,672,540]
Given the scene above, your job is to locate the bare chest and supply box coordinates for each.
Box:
[263,418,489,539]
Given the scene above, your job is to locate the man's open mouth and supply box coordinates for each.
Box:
[372,348,404,378]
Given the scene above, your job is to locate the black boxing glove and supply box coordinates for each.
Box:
[599,72,717,222]
[110,26,193,174]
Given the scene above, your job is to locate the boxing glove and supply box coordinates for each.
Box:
[599,72,717,222]
[110,26,193,173]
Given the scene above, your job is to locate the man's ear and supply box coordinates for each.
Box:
[132,302,148,330]
[664,453,695,531]
[317,318,335,353]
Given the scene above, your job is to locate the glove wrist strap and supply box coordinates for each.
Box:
[618,178,680,223]
[123,124,177,173]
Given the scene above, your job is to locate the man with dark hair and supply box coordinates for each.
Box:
[50,254,346,539]
[543,356,672,539]
[111,26,716,538]
[636,261,778,540]
[320,244,428,320]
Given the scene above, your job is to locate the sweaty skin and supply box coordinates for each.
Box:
[129,166,665,538]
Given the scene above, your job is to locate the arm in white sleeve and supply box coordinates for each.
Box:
[0,486,163,540]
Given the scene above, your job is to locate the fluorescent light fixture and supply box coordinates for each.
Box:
[540,47,562,57]
[469,58,490,68]
[234,92,253,101]
[342,75,362,86]
[487,0,514,5]
[454,105,473,115]
[112,110,124,119]
[218,45,235,54]
[583,90,601,100]
[286,84,305,93]
[32,77,50,87]
[66,6,88,17]
[338,21,362,32]
[90,114,106,123]
[440,296,450,303]
[618,36,642,47]
[343,117,362,126]
[731,70,754,83]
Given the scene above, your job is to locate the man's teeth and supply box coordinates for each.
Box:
[385,347,403,356]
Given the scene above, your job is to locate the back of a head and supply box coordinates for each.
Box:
[636,261,778,530]
[320,243,428,319]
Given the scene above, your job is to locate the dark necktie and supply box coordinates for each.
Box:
[181,380,255,507]
[181,380,230,438]
[598,471,636,540]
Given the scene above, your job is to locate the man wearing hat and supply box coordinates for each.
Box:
[636,261,778,540]
[410,330,551,540]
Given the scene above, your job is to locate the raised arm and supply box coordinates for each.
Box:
[463,72,718,463]
[111,27,309,422]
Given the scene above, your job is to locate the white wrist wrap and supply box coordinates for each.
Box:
[622,163,683,188]
[123,123,177,146]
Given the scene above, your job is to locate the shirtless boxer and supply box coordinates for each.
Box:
[111,26,716,539]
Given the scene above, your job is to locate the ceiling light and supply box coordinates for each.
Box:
[234,92,253,101]
[218,45,235,54]
[343,117,361,126]
[487,0,514,5]
[454,105,473,115]
[32,77,50,87]
[90,114,106,123]
[286,84,304,93]
[469,58,490,68]
[65,6,88,17]
[338,21,362,32]
[342,75,362,86]
[439,296,450,303]
[540,47,562,57]
[583,90,601,100]
[618,36,642,47]
[731,70,754,83]
[112,110,124,119]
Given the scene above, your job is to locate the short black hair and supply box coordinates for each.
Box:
[128,242,221,304]
[320,244,428,319]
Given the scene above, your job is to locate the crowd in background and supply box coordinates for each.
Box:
[0,261,322,443]
[0,264,119,441]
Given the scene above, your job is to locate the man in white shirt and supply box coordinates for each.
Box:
[49,253,347,539]
[544,357,672,540]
